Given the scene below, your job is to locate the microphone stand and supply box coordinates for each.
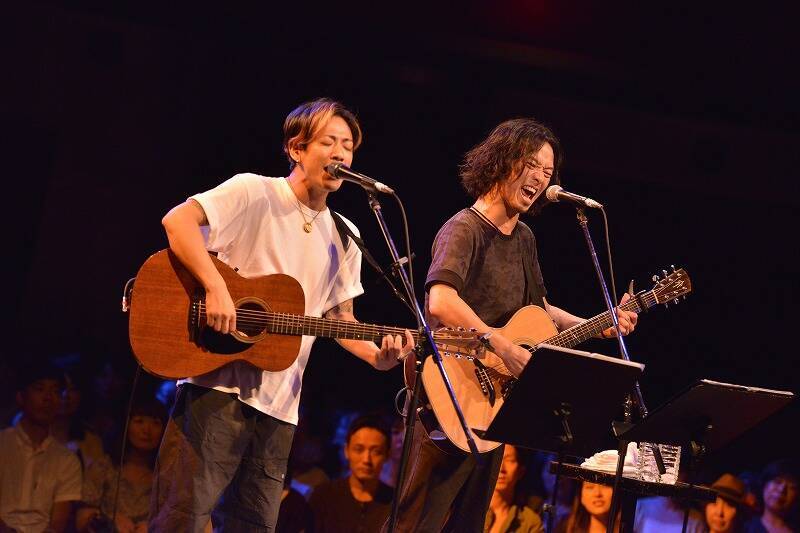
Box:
[364,192,481,533]
[574,207,651,533]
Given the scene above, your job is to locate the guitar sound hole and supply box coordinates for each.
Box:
[236,302,267,337]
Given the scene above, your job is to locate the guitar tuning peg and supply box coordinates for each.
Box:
[671,264,677,272]
[662,269,669,277]
[664,302,669,309]
[652,274,661,282]
[682,295,687,300]
[457,326,465,332]
[674,298,679,305]
[469,327,477,332]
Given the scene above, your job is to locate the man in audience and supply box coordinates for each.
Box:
[0,363,82,532]
[309,414,393,533]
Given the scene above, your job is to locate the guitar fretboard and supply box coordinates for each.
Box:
[199,304,413,343]
[532,291,656,351]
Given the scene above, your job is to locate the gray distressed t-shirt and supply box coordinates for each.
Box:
[425,208,547,328]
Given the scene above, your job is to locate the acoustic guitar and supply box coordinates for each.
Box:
[128,249,478,379]
[403,268,692,453]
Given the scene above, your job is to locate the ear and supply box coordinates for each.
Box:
[287,139,304,164]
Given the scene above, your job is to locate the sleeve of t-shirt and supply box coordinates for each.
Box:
[425,216,476,294]
[54,451,83,502]
[190,173,261,255]
[323,217,365,313]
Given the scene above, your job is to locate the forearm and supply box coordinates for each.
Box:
[543,298,585,331]
[336,337,387,368]
[326,301,400,369]
[427,285,490,333]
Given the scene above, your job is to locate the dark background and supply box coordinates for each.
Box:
[4,2,799,474]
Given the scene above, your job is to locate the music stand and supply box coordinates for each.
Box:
[480,343,644,457]
[621,379,794,451]
[479,344,644,533]
[609,379,795,532]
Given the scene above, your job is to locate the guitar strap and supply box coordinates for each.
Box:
[331,210,412,309]
[331,210,386,279]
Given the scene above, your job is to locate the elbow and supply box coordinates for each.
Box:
[427,295,448,323]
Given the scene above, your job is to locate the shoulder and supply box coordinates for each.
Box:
[330,210,361,238]
[516,504,542,523]
[84,454,114,475]
[309,479,343,503]
[433,209,483,244]
[439,208,480,232]
[46,439,82,477]
[375,481,394,503]
[516,220,535,238]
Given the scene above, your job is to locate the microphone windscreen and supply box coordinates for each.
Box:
[545,185,563,202]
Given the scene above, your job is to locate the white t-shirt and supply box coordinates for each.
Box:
[181,174,364,425]
[0,425,83,533]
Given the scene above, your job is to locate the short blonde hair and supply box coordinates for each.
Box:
[283,98,362,170]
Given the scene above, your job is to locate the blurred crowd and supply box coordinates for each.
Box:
[0,352,797,533]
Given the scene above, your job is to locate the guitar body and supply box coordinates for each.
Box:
[129,249,305,378]
[419,305,558,453]
[406,267,691,454]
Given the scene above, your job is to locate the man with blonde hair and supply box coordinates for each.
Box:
[149,98,414,532]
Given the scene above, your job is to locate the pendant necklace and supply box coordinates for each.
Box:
[295,197,322,233]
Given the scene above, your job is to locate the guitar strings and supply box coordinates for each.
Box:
[196,288,658,375]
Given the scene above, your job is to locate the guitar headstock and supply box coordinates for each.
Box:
[432,327,485,357]
[650,266,692,306]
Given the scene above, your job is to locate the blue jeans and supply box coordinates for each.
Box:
[149,384,295,532]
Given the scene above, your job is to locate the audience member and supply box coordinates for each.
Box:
[0,363,82,533]
[75,398,166,533]
[276,469,313,533]
[527,451,574,527]
[379,416,404,489]
[744,459,799,532]
[309,413,393,533]
[485,445,543,533]
[705,473,750,533]
[633,494,706,533]
[50,362,105,468]
[289,410,331,500]
[86,360,130,444]
[555,480,619,533]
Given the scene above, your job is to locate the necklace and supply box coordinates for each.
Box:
[294,198,323,233]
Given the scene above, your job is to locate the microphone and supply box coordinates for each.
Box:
[545,185,603,209]
[324,162,395,194]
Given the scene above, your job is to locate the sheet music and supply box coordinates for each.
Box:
[700,379,794,397]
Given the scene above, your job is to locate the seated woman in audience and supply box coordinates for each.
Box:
[75,398,166,533]
[485,445,543,533]
[745,459,799,533]
[556,480,619,533]
[705,473,749,533]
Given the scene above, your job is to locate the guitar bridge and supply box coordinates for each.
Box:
[473,359,496,407]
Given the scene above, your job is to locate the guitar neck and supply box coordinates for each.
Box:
[544,290,656,349]
[262,312,410,343]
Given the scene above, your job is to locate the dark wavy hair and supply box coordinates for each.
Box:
[460,118,562,214]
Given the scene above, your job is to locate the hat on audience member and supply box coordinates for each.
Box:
[711,473,746,506]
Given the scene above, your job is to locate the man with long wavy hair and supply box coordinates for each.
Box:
[387,118,638,532]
